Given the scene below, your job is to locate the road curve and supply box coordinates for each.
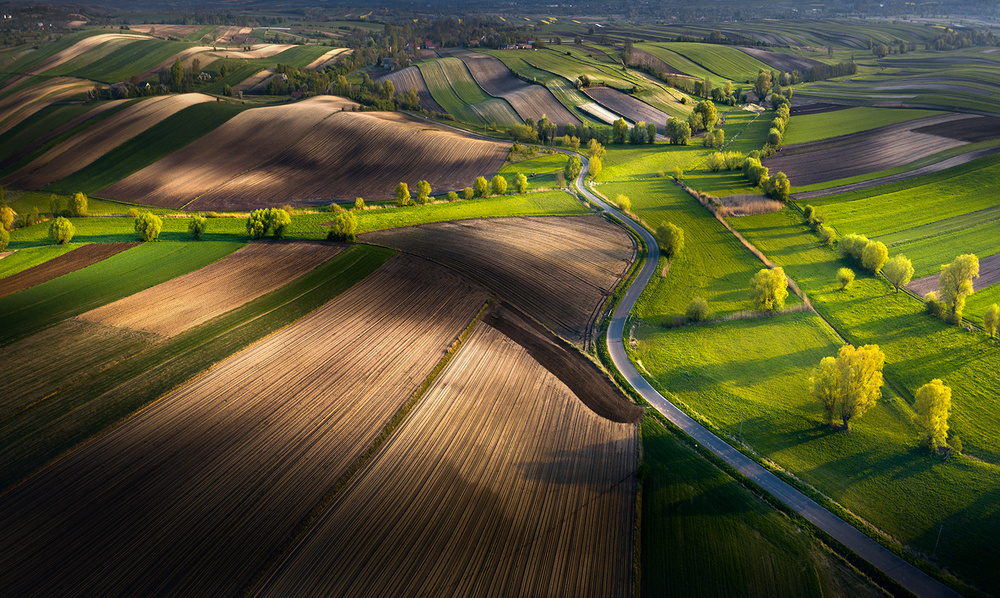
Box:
[572,160,960,598]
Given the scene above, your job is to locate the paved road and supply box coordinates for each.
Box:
[572,163,961,598]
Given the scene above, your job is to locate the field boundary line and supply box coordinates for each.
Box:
[242,297,495,598]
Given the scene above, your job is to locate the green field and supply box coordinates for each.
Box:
[498,153,569,189]
[641,414,884,597]
[0,244,79,280]
[68,38,192,83]
[0,29,122,85]
[782,107,943,146]
[635,44,719,81]
[656,42,773,83]
[493,47,644,90]
[417,58,522,126]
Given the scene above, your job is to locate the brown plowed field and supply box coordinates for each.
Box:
[260,321,638,598]
[0,243,139,300]
[130,24,202,39]
[0,77,93,136]
[764,113,970,186]
[232,68,274,93]
[0,100,128,171]
[362,215,635,345]
[789,103,850,116]
[448,50,581,128]
[136,46,213,80]
[737,46,824,73]
[79,242,343,337]
[913,115,1000,142]
[907,252,1000,297]
[0,255,490,598]
[207,44,293,60]
[6,94,214,189]
[213,26,254,45]
[376,65,446,113]
[584,87,669,132]
[187,110,510,210]
[303,47,351,71]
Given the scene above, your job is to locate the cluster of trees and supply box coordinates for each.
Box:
[326,209,357,242]
[262,63,333,96]
[393,172,527,207]
[134,212,163,242]
[705,150,744,172]
[692,78,741,106]
[246,208,291,239]
[741,151,790,202]
[925,254,980,325]
[749,267,789,311]
[767,99,790,149]
[803,205,834,246]
[839,233,914,292]
[926,27,998,51]
[665,119,691,145]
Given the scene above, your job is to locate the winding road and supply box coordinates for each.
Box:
[572,162,961,598]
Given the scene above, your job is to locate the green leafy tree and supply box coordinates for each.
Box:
[655,222,684,263]
[490,174,507,196]
[171,57,184,91]
[416,180,432,204]
[803,205,815,223]
[686,297,711,322]
[0,227,8,251]
[0,205,14,230]
[629,121,647,145]
[514,173,528,194]
[883,255,914,294]
[50,217,75,244]
[396,182,412,206]
[838,233,870,263]
[268,208,291,238]
[749,267,789,311]
[188,215,207,240]
[588,156,602,178]
[446,191,459,201]
[355,197,365,210]
[767,127,782,147]
[938,254,979,323]
[811,356,841,426]
[769,172,790,201]
[861,241,889,273]
[463,187,474,200]
[913,379,952,451]
[612,118,629,144]
[811,344,885,429]
[71,192,88,217]
[615,194,631,213]
[587,138,606,159]
[246,209,269,239]
[564,155,582,181]
[665,119,691,145]
[134,211,163,242]
[754,69,772,101]
[984,304,999,338]
[646,122,657,143]
[837,267,855,290]
[327,210,357,242]
[693,100,717,132]
[473,176,489,198]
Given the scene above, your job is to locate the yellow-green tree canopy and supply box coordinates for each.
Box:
[811,344,885,429]
[913,379,952,451]
[938,254,979,322]
[883,255,914,294]
[749,267,788,312]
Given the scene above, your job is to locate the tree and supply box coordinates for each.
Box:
[883,255,914,294]
[754,69,773,101]
[446,191,458,201]
[767,127,782,147]
[588,156,602,178]
[693,100,717,132]
[838,233,870,263]
[170,57,184,91]
[71,192,88,217]
[490,174,508,196]
[984,304,999,339]
[629,122,647,145]
[686,297,711,322]
[803,204,815,223]
[355,197,365,210]
[665,119,691,145]
[134,211,162,241]
[416,180,432,204]
[246,209,269,239]
[0,205,14,230]
[587,138,606,159]
[938,254,979,323]
[769,172,790,201]
[811,344,885,429]
[188,215,207,240]
[837,267,855,290]
[612,118,629,144]
[655,222,684,263]
[646,122,657,143]
[615,194,631,213]
[473,176,489,198]
[463,187,474,200]
[861,241,889,273]
[396,182,412,206]
[749,267,789,311]
[914,379,952,451]
[50,217,74,244]
[515,173,528,194]
[0,227,8,251]
[268,208,291,238]
[564,155,582,181]
[327,210,357,242]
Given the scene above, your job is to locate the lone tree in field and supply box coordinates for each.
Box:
[913,379,952,451]
[883,255,914,294]
[686,297,711,322]
[0,205,14,231]
[416,180,432,204]
[612,118,629,144]
[490,175,508,196]
[837,267,855,290]
[810,343,885,430]
[515,173,528,194]
[135,211,163,242]
[327,210,357,242]
[188,215,207,240]
[985,304,999,339]
[655,222,684,264]
[355,197,365,210]
[50,217,75,244]
[463,187,474,200]
[71,192,88,217]
[938,254,980,323]
[749,267,789,311]
[473,176,489,198]
[588,156,602,178]
[861,241,889,274]
[396,182,412,206]
[564,155,582,181]
[754,69,773,101]
[587,138,606,159]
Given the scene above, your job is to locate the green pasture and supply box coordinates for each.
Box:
[641,414,883,597]
[417,59,521,127]
[0,29,122,84]
[499,153,568,189]
[658,42,772,83]
[38,36,141,79]
[68,38,191,83]
[502,47,643,89]
[635,44,718,81]
[0,244,78,280]
[782,107,943,146]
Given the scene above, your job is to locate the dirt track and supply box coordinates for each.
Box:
[0,243,139,300]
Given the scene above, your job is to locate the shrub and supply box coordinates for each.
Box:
[126,207,140,218]
[463,187,474,200]
[134,211,163,241]
[803,205,815,222]
[474,176,489,198]
[706,152,726,172]
[985,304,999,339]
[839,233,869,263]
[490,174,507,196]
[50,217,75,244]
[327,210,357,242]
[818,225,835,246]
[515,172,528,194]
[673,166,683,180]
[861,241,889,273]
[446,191,459,202]
[837,267,855,289]
[615,194,631,213]
[188,215,207,240]
[924,292,945,319]
[655,222,684,262]
[685,297,711,322]
[0,205,14,230]
[280,204,294,214]
[355,197,365,210]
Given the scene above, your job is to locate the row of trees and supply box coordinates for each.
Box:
[394,172,530,208]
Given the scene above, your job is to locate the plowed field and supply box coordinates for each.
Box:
[303,48,351,71]
[6,94,214,189]
[79,242,343,337]
[737,46,824,73]
[450,50,580,128]
[764,113,970,186]
[19,33,138,76]
[0,255,490,598]
[260,321,638,598]
[0,77,94,136]
[362,215,634,345]
[584,87,669,132]
[907,252,1000,297]
[376,65,445,113]
[130,25,202,39]
[0,242,139,300]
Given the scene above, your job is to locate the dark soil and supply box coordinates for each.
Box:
[790,102,850,116]
[737,46,825,73]
[907,252,1000,296]
[0,242,140,300]
[913,116,1000,142]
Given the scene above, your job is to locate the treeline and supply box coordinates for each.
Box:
[263,63,331,96]
[926,27,999,51]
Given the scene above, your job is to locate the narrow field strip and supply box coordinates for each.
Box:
[0,242,139,300]
[0,254,489,597]
[259,322,638,598]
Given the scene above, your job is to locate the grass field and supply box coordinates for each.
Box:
[0,244,78,280]
[417,58,521,127]
[655,42,773,83]
[783,108,943,146]
[498,153,569,189]
[640,413,884,597]
[67,38,191,83]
